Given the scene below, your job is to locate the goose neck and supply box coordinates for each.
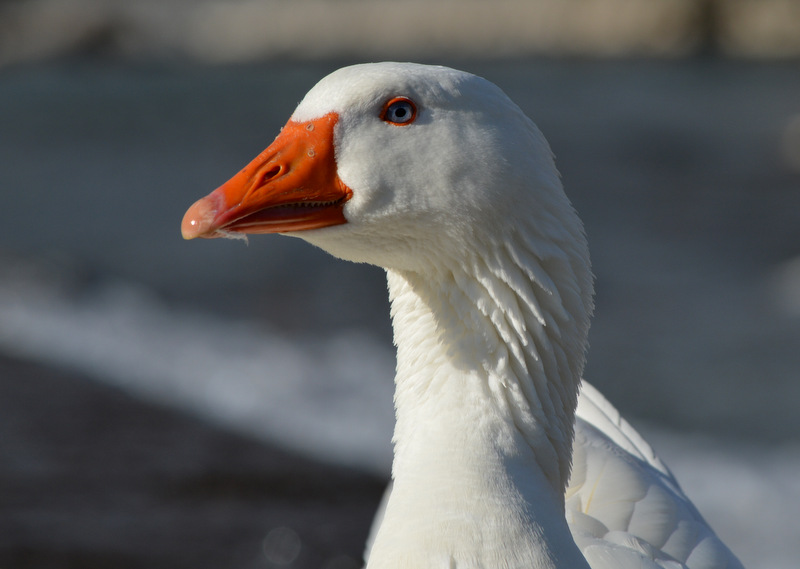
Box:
[386,253,583,497]
[366,263,591,569]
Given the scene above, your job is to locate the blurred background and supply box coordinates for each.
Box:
[1,1,799,568]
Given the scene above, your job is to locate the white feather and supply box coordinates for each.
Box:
[269,63,744,569]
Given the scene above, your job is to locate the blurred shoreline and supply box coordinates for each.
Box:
[2,0,800,68]
[0,352,384,569]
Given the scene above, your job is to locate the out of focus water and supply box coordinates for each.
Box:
[1,58,799,568]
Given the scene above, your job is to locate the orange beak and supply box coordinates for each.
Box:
[181,112,353,239]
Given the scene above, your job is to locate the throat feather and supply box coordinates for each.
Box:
[387,241,586,495]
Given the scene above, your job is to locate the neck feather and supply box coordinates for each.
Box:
[367,234,591,569]
[387,230,590,496]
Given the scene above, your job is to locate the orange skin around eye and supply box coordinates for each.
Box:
[380,97,417,126]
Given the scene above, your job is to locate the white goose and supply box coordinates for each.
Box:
[182,63,744,569]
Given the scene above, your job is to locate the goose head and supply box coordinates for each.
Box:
[183,62,595,503]
[182,63,589,284]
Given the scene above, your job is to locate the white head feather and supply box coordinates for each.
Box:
[290,63,594,497]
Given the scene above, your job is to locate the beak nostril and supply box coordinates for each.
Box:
[260,165,282,184]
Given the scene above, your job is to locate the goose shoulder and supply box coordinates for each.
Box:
[568,382,745,569]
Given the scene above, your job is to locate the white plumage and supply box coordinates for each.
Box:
[182,62,744,569]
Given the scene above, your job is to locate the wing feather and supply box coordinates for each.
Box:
[568,381,744,569]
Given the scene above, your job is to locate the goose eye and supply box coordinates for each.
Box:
[381,97,417,126]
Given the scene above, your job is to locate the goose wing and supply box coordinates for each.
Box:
[567,381,744,569]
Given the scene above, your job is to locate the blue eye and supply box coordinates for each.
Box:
[381,97,417,125]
